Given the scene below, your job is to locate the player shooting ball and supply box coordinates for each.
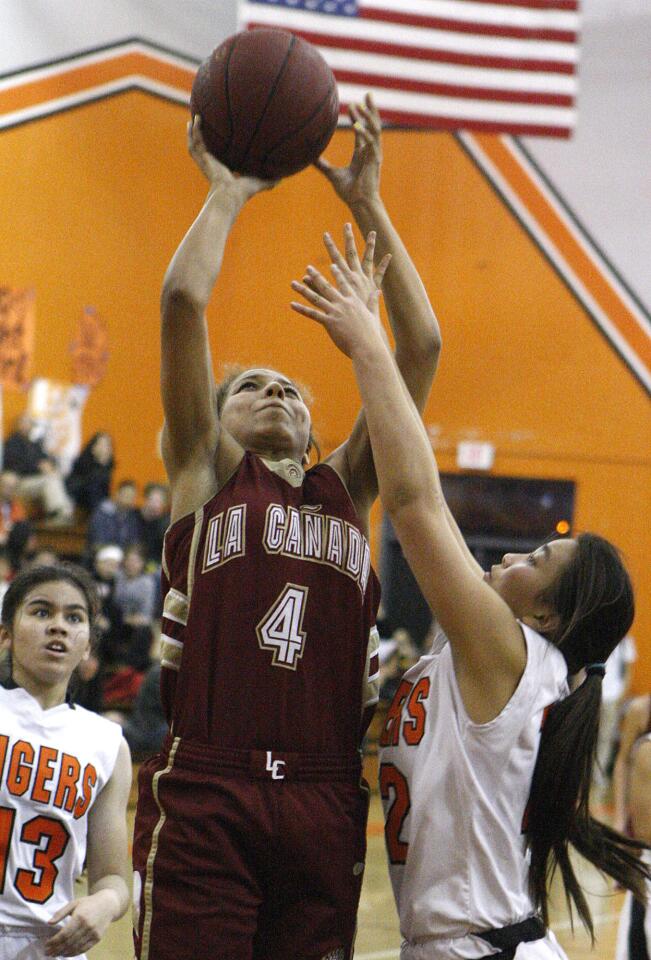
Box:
[131,94,442,960]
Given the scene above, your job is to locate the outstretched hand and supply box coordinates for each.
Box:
[188,115,277,202]
[290,230,391,359]
[302,222,391,317]
[315,93,382,206]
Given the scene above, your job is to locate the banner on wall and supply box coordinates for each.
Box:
[0,287,35,390]
[27,378,90,476]
[238,0,580,137]
[70,306,109,387]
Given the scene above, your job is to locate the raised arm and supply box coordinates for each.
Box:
[44,738,132,957]
[316,95,441,521]
[291,246,526,723]
[161,118,275,521]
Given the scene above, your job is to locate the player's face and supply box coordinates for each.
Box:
[484,538,577,625]
[2,581,91,695]
[220,368,312,462]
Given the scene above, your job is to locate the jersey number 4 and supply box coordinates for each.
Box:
[256,584,308,670]
[0,806,70,904]
[379,763,410,865]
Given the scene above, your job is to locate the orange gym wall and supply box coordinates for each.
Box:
[1,91,650,688]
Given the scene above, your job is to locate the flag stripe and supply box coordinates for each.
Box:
[337,80,574,126]
[361,0,578,31]
[360,10,577,42]
[454,0,577,8]
[333,69,572,105]
[246,23,576,73]
[378,108,570,135]
[324,48,577,93]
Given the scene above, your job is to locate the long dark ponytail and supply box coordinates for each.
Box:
[526,533,648,938]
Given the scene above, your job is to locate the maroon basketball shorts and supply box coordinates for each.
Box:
[132,735,370,960]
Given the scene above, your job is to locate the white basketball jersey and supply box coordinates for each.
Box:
[379,623,568,959]
[0,686,122,928]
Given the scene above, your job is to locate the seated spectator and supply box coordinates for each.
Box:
[105,661,167,762]
[138,482,170,569]
[6,520,37,572]
[87,478,141,555]
[91,544,125,664]
[113,543,156,672]
[613,692,651,834]
[615,732,651,958]
[0,470,27,546]
[0,547,12,613]
[3,413,74,523]
[66,431,115,513]
[72,639,103,714]
[25,547,58,568]
[595,634,637,798]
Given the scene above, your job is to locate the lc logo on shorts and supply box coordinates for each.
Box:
[266,751,285,780]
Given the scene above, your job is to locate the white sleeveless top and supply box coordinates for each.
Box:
[0,686,122,928]
[380,623,568,959]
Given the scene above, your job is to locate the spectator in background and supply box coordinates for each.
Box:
[66,431,115,513]
[113,543,156,672]
[91,544,125,667]
[0,547,12,612]
[3,413,74,523]
[6,520,37,573]
[87,479,141,555]
[612,691,651,834]
[0,470,27,545]
[138,482,170,568]
[25,547,58,568]
[615,732,651,959]
[595,634,637,796]
[105,661,167,762]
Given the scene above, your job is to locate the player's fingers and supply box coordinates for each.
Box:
[343,223,362,272]
[360,230,377,277]
[374,253,392,288]
[331,263,353,296]
[290,300,327,324]
[304,266,340,299]
[290,279,333,309]
[314,156,333,175]
[363,93,382,135]
[323,232,350,276]
[48,902,75,925]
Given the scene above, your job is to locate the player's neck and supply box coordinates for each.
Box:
[11,666,69,710]
[248,441,303,467]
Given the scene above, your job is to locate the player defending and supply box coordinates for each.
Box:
[132,95,441,960]
[291,234,650,959]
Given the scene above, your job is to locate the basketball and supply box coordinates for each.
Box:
[190,28,339,180]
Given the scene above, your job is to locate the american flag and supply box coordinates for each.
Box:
[238,0,580,137]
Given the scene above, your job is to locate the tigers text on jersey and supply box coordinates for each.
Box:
[0,686,122,928]
[159,453,381,752]
[379,623,568,959]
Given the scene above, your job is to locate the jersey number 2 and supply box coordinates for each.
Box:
[0,806,70,904]
[379,763,410,865]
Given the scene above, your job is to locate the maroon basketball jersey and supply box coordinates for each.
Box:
[159,452,381,753]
